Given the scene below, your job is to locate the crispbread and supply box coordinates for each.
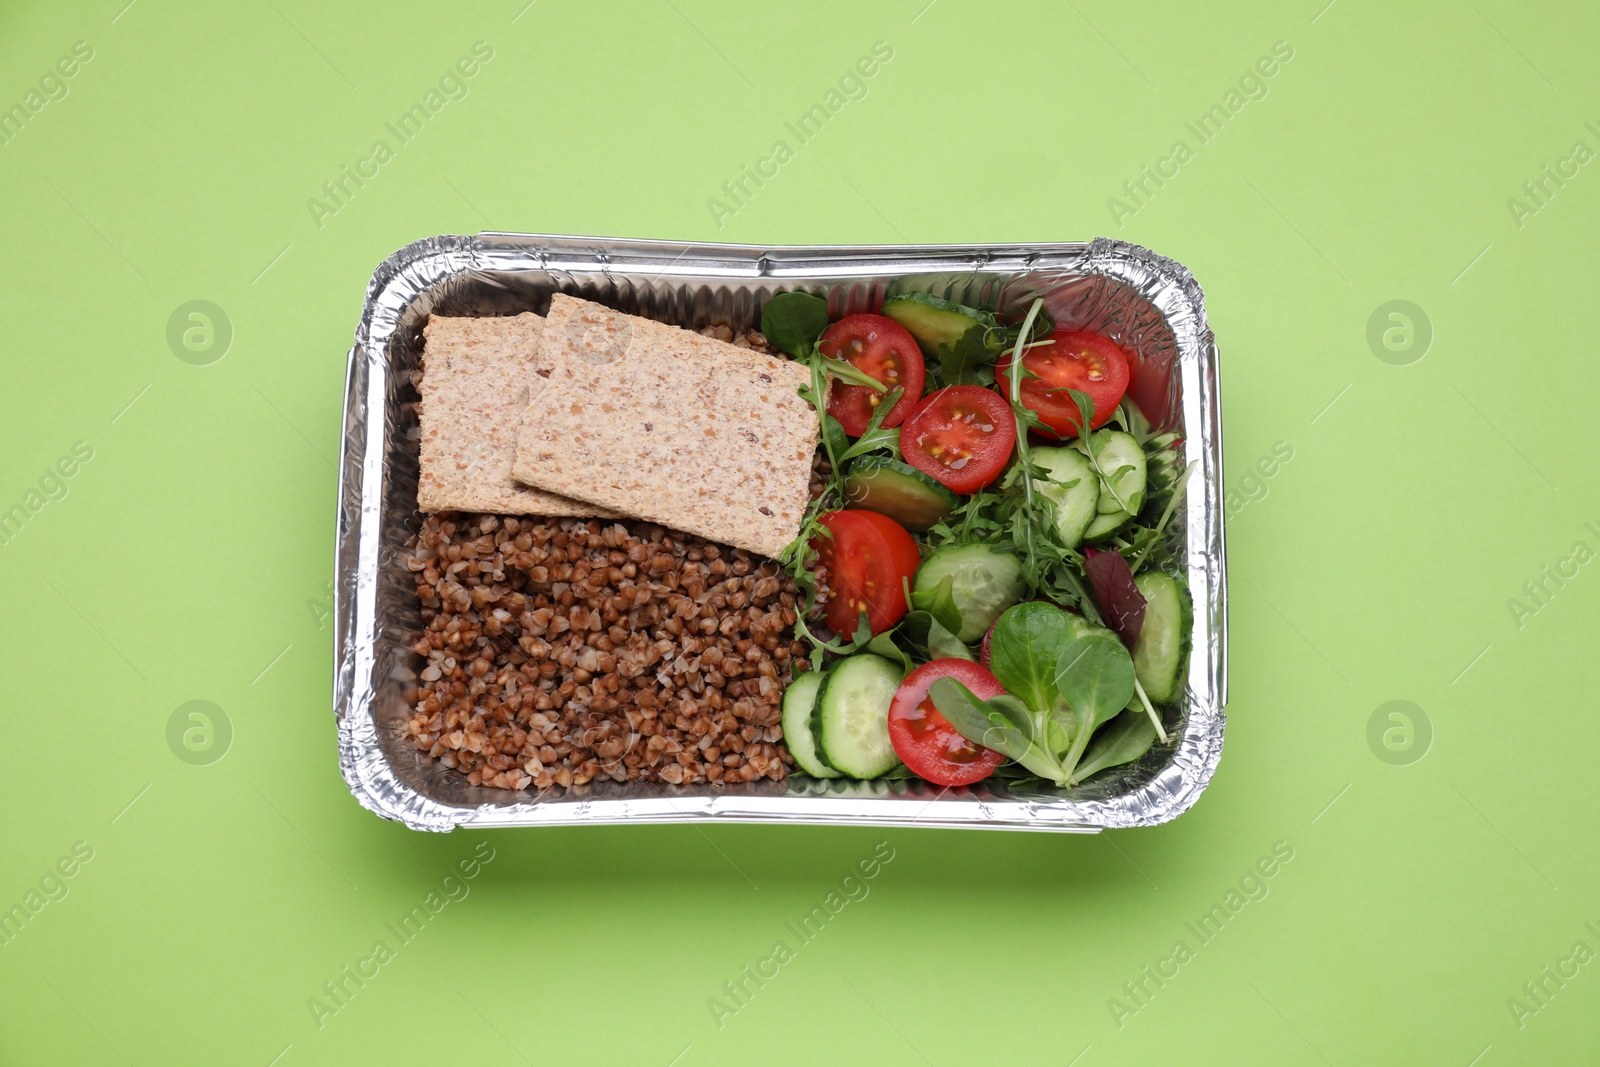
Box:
[511,294,818,558]
[418,313,613,517]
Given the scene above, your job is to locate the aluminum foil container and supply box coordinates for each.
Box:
[334,234,1226,832]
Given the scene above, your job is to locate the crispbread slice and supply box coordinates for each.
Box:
[418,313,613,517]
[511,294,817,558]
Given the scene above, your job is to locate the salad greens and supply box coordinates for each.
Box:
[918,304,1196,611]
[879,290,1039,389]
[986,601,1074,714]
[766,285,1191,788]
[760,291,830,360]
[909,574,963,638]
[1051,623,1139,773]
[930,601,1153,787]
[1072,708,1159,782]
[932,324,1005,387]
[866,609,971,672]
[772,291,913,668]
[912,543,1025,642]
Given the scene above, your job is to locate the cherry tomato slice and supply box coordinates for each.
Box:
[900,386,1017,494]
[811,509,920,637]
[888,659,1008,786]
[1125,347,1179,434]
[820,314,925,436]
[996,329,1130,441]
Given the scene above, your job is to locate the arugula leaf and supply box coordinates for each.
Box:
[911,574,964,638]
[995,299,1099,609]
[837,386,905,465]
[1075,418,1143,516]
[1071,708,1158,782]
[839,427,902,465]
[798,351,848,512]
[1099,462,1142,514]
[819,355,890,392]
[778,504,835,670]
[923,489,1012,550]
[819,412,851,464]
[848,611,874,648]
[1022,303,1056,343]
[862,386,904,433]
[1066,387,1098,443]
[935,323,1003,388]
[1127,460,1195,575]
[761,291,829,357]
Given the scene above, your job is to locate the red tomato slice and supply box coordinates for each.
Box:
[1125,347,1179,433]
[900,386,1017,494]
[887,659,1008,786]
[996,329,1130,440]
[820,314,925,436]
[811,509,920,637]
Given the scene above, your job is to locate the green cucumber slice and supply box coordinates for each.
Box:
[882,293,1005,385]
[1029,446,1099,549]
[1083,509,1130,542]
[843,456,957,532]
[816,655,905,778]
[881,292,1000,354]
[914,543,1026,642]
[1132,572,1191,703]
[780,671,838,778]
[1079,430,1148,516]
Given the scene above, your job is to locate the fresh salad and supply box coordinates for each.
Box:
[767,287,1196,790]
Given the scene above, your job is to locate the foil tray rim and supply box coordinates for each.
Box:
[333,233,1227,833]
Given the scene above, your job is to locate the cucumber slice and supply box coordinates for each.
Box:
[883,293,1007,386]
[1083,509,1130,542]
[844,456,957,532]
[881,293,999,355]
[1079,430,1148,516]
[914,543,1026,642]
[780,671,839,778]
[1132,572,1191,703]
[817,655,905,778]
[1029,446,1099,548]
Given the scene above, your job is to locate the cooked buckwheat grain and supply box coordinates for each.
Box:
[404,512,807,791]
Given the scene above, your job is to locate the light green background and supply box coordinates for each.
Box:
[2,1,1596,1064]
